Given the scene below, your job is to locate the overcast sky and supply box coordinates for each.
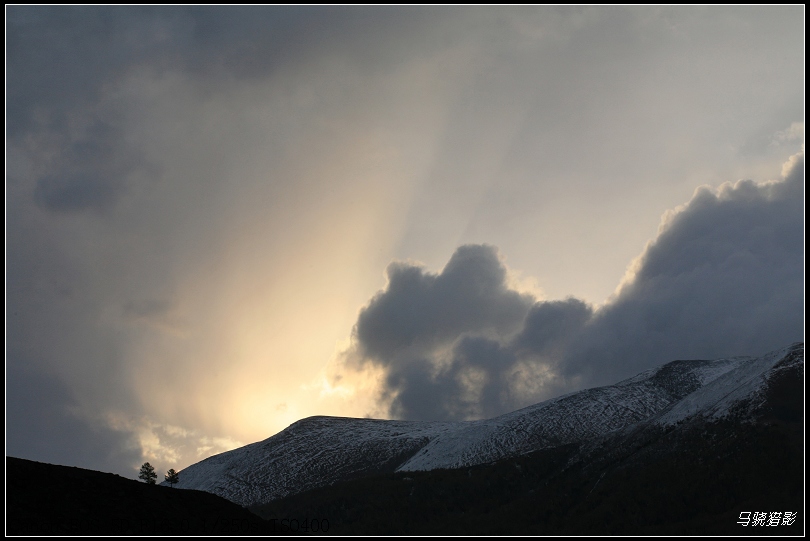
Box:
[6,6,804,479]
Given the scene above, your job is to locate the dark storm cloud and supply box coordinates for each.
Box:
[34,173,122,213]
[6,6,449,135]
[8,7,154,213]
[173,6,452,80]
[6,366,142,476]
[350,152,804,421]
[384,337,521,421]
[352,260,595,420]
[8,6,450,214]
[562,152,805,387]
[514,299,593,359]
[349,244,534,420]
[31,121,134,213]
[355,244,534,365]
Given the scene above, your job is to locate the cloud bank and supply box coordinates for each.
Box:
[6,7,803,478]
[343,151,804,421]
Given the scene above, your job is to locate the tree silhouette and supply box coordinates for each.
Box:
[165,468,180,488]
[138,462,157,484]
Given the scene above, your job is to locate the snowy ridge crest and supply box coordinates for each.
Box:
[656,342,803,426]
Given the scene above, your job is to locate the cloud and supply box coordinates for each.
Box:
[771,122,804,146]
[6,367,143,476]
[103,414,244,474]
[345,249,592,420]
[344,151,805,420]
[354,245,534,365]
[514,299,593,359]
[7,7,449,216]
[346,245,535,420]
[6,7,803,477]
[34,173,122,213]
[30,121,136,213]
[563,150,804,386]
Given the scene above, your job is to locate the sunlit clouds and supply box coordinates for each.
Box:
[6,7,804,478]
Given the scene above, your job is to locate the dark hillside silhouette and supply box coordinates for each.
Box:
[6,457,287,535]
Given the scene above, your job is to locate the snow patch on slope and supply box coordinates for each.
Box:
[656,344,801,426]
[174,417,455,506]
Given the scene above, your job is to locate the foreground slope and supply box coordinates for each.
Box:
[175,345,800,507]
[5,457,281,535]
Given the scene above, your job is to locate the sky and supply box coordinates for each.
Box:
[6,6,804,479]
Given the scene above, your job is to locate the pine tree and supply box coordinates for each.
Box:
[165,468,180,488]
[139,462,157,484]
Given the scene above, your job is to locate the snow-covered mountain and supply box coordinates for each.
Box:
[655,343,803,426]
[172,343,803,507]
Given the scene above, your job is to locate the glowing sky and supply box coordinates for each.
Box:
[6,6,804,479]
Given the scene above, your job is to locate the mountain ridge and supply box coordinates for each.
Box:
[253,344,803,534]
[172,343,803,508]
